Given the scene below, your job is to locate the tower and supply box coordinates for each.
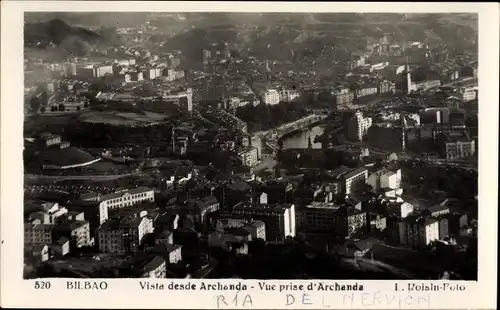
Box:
[171,127,175,153]
[405,56,413,94]
[401,113,407,150]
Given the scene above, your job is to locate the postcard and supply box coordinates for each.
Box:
[1,1,498,309]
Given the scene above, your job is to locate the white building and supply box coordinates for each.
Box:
[114,59,136,67]
[343,168,369,195]
[347,111,372,142]
[99,187,155,211]
[262,89,280,105]
[367,168,402,192]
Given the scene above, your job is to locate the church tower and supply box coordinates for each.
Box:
[405,55,413,94]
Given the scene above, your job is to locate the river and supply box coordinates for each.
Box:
[282,124,326,149]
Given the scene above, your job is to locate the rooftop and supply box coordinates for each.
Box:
[343,167,368,180]
[101,187,154,202]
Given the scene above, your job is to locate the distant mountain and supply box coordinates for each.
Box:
[24,18,103,57]
[159,13,477,63]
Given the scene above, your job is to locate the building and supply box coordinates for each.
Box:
[436,132,475,160]
[99,188,155,211]
[218,203,295,242]
[51,220,91,249]
[185,196,220,225]
[367,168,402,192]
[63,62,77,76]
[114,59,136,67]
[398,216,440,249]
[150,244,183,264]
[378,80,396,94]
[143,68,162,80]
[124,71,145,83]
[81,64,113,78]
[209,228,252,248]
[140,256,167,278]
[437,217,449,240]
[39,132,61,148]
[24,223,53,245]
[155,229,174,245]
[162,88,193,112]
[66,201,109,230]
[301,202,340,232]
[333,91,355,110]
[355,86,378,98]
[342,168,368,195]
[262,89,280,105]
[98,215,154,254]
[52,237,71,256]
[202,49,212,64]
[236,146,259,168]
[214,219,266,241]
[390,202,414,218]
[456,86,478,101]
[24,244,50,263]
[279,89,300,103]
[427,199,452,217]
[419,108,450,125]
[367,213,387,231]
[347,111,372,142]
[335,207,367,239]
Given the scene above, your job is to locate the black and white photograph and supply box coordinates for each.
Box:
[20,10,482,281]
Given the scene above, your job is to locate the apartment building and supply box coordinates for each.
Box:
[236,146,259,168]
[436,132,475,160]
[99,187,155,211]
[342,167,369,195]
[347,111,372,142]
[98,215,154,254]
[398,216,440,249]
[262,89,280,105]
[367,168,402,192]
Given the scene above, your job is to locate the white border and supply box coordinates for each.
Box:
[1,2,498,309]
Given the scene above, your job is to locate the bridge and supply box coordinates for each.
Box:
[262,114,328,152]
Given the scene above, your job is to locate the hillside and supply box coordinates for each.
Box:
[24,18,103,57]
[159,13,477,63]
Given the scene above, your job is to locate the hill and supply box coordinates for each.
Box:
[158,13,478,63]
[24,18,102,57]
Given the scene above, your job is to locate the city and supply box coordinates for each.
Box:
[23,12,478,280]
